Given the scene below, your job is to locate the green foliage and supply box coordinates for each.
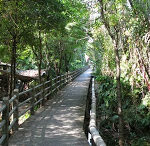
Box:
[96,75,118,145]
[96,75,117,113]
[0,0,89,75]
[96,74,150,145]
[1,0,150,144]
[17,47,36,70]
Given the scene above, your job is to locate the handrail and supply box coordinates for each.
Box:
[18,88,32,96]
[0,105,6,113]
[89,78,106,146]
[0,135,6,145]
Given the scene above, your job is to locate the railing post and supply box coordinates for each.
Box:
[61,74,65,88]
[73,71,76,80]
[55,77,58,92]
[90,139,96,146]
[70,72,73,81]
[58,75,61,90]
[12,89,19,132]
[60,75,63,89]
[62,74,65,87]
[42,82,45,106]
[66,72,68,84]
[2,97,9,146]
[48,79,52,99]
[30,87,35,115]
[68,72,70,83]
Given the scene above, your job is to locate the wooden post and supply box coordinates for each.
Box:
[51,79,54,95]
[42,82,45,106]
[55,77,58,92]
[66,72,68,85]
[60,75,62,89]
[2,97,9,146]
[62,74,65,87]
[48,80,52,100]
[58,75,61,90]
[59,75,61,89]
[12,89,19,132]
[50,79,53,97]
[60,75,63,88]
[72,71,75,80]
[90,138,96,146]
[69,72,72,82]
[70,72,72,82]
[67,72,69,83]
[30,87,35,115]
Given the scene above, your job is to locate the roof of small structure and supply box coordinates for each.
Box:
[0,61,11,67]
[0,61,46,82]
[0,70,36,82]
[18,70,46,78]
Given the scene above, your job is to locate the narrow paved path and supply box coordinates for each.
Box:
[9,69,91,146]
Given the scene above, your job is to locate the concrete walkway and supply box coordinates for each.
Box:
[9,69,91,146]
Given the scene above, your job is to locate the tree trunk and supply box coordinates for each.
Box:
[114,40,124,146]
[58,52,63,75]
[64,54,69,72]
[10,35,17,98]
[38,30,42,83]
[45,41,51,80]
[58,41,63,75]
[97,0,125,145]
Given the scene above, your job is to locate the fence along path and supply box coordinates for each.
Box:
[0,67,91,146]
[89,78,106,146]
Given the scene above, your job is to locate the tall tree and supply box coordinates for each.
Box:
[97,0,125,145]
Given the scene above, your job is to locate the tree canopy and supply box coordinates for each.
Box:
[1,0,150,145]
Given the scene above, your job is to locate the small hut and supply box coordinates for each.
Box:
[0,61,46,99]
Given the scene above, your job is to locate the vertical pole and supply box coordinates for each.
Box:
[66,72,68,85]
[73,71,76,80]
[58,75,60,90]
[55,77,58,92]
[51,78,55,95]
[50,79,53,96]
[30,87,35,115]
[67,72,70,83]
[60,75,62,89]
[42,82,45,106]
[63,74,65,87]
[62,75,64,87]
[2,97,9,146]
[70,72,73,82]
[48,80,52,100]
[90,138,96,146]
[12,89,19,132]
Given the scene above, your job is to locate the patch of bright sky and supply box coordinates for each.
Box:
[126,0,131,9]
[82,0,100,22]
[65,22,77,31]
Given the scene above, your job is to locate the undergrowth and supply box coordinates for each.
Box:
[96,75,150,146]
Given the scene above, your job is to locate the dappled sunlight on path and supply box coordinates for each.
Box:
[9,69,92,146]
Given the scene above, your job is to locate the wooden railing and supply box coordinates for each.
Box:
[89,77,106,146]
[0,66,89,146]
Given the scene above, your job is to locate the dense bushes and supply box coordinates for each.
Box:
[96,75,150,146]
